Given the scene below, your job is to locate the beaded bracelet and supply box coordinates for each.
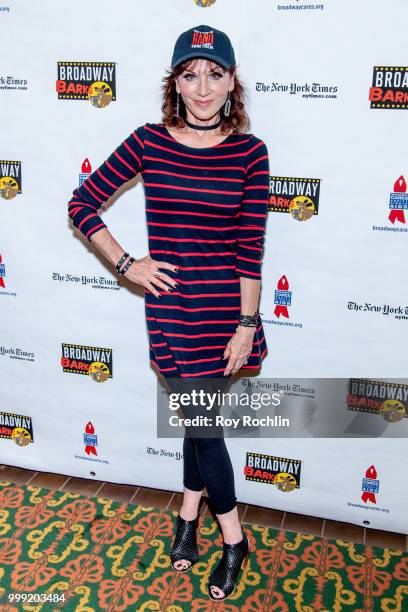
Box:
[119,256,136,275]
[115,252,129,273]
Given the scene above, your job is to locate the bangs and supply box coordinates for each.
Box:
[181,58,227,73]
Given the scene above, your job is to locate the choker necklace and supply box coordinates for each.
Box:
[184,118,221,131]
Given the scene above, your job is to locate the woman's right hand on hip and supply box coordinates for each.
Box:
[123,255,179,298]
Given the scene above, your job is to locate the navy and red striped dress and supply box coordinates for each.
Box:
[68,122,270,378]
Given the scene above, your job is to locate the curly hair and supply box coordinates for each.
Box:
[160,58,250,135]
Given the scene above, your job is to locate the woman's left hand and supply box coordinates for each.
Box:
[223,326,256,376]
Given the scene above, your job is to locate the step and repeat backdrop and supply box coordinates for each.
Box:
[1,0,408,534]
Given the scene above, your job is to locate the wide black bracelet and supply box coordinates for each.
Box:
[119,256,136,275]
[115,252,129,273]
[238,311,259,327]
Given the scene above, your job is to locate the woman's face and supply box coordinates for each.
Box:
[175,58,234,121]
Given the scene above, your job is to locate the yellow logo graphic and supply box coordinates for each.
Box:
[274,472,297,492]
[0,177,19,200]
[89,361,110,383]
[379,399,406,422]
[88,81,113,108]
[194,0,216,6]
[289,196,315,222]
[11,427,32,447]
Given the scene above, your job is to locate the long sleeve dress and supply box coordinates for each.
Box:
[68,122,270,379]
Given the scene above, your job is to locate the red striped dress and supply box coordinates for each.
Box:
[68,122,270,378]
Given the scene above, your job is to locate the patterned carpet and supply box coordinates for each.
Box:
[0,481,406,611]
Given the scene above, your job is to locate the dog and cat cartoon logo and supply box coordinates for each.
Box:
[268,177,321,221]
[61,343,113,382]
[244,452,302,493]
[347,378,407,423]
[0,160,21,199]
[193,0,217,7]
[56,62,116,108]
[0,411,33,447]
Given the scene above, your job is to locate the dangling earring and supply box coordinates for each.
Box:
[223,92,231,117]
[176,92,180,117]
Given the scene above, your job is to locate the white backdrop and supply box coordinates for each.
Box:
[1,0,408,534]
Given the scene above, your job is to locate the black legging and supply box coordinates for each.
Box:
[165,377,237,515]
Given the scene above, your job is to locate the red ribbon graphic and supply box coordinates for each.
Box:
[388,175,406,224]
[361,464,377,504]
[274,275,290,319]
[84,421,97,456]
[0,255,5,289]
[81,158,92,173]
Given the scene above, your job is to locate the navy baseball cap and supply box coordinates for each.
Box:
[171,25,236,70]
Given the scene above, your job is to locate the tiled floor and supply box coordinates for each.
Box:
[1,464,406,552]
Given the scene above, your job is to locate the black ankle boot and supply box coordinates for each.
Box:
[170,513,200,572]
[208,527,250,601]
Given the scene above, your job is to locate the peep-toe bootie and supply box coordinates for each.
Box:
[208,527,250,601]
[170,513,200,572]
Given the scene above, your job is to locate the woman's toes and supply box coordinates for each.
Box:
[210,586,224,598]
[174,559,191,571]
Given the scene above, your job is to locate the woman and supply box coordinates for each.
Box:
[67,24,269,601]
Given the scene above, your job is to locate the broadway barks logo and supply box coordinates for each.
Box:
[56,62,116,108]
[61,343,113,382]
[369,66,408,109]
[0,411,33,447]
[84,421,98,456]
[268,176,320,220]
[191,29,214,49]
[388,175,408,224]
[0,160,22,199]
[347,378,407,423]
[244,452,301,492]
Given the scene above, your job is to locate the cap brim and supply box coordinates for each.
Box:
[172,52,232,70]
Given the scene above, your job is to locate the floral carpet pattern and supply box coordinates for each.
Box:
[0,481,406,611]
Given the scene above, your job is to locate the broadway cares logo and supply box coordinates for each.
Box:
[74,421,109,465]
